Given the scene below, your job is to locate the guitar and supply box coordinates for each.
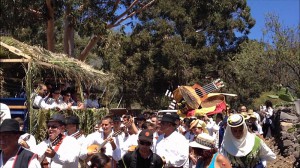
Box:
[40,134,64,168]
[87,130,122,154]
[169,79,224,111]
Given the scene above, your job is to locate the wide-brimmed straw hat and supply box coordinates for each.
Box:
[189,133,215,150]
[227,114,245,127]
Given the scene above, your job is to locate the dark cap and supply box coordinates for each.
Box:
[136,114,146,121]
[161,113,176,124]
[138,129,153,142]
[48,114,66,125]
[112,116,121,122]
[65,115,80,125]
[171,113,180,120]
[0,119,24,133]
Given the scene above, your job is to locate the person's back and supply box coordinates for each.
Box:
[119,149,163,168]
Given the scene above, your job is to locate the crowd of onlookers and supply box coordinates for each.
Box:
[0,94,277,168]
[31,83,103,111]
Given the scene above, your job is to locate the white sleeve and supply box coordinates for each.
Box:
[112,147,122,161]
[52,137,80,164]
[259,140,276,161]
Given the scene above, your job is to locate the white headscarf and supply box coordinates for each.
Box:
[222,121,255,157]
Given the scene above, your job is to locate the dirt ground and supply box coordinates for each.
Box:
[265,138,296,168]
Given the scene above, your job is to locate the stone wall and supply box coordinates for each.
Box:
[273,107,300,167]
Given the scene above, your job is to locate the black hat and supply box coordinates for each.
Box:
[171,113,180,120]
[138,129,153,143]
[161,113,176,124]
[65,115,80,125]
[0,119,23,133]
[112,116,121,122]
[136,114,146,121]
[48,114,66,125]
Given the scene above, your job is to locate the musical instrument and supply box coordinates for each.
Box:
[170,79,224,113]
[40,134,64,168]
[87,130,122,153]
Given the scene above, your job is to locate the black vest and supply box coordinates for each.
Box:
[0,148,36,168]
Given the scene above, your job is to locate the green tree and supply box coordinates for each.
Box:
[0,0,155,59]
[225,13,300,107]
[104,0,255,109]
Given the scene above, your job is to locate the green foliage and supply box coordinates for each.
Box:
[102,0,256,109]
[225,14,300,107]
[252,91,292,109]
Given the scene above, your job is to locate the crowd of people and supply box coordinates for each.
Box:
[31,83,102,111]
[0,98,277,168]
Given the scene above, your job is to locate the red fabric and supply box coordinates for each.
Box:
[186,109,195,117]
[206,101,226,116]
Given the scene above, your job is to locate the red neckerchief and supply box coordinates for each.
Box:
[53,135,66,152]
[11,146,21,168]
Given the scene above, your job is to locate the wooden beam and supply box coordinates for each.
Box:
[0,42,32,59]
[0,59,30,63]
[7,105,27,110]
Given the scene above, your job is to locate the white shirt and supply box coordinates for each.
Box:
[18,133,37,151]
[120,133,138,157]
[206,118,219,139]
[66,130,86,147]
[46,98,66,110]
[33,136,80,168]
[0,148,41,168]
[80,131,121,161]
[0,103,11,124]
[33,95,55,109]
[155,131,189,168]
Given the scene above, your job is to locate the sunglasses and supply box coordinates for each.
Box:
[139,140,152,146]
[47,124,60,129]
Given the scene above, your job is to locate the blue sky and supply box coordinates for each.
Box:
[119,0,299,41]
[247,0,300,40]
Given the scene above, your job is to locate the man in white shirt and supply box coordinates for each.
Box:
[80,116,121,163]
[0,119,41,168]
[154,114,189,168]
[32,84,55,110]
[33,114,80,168]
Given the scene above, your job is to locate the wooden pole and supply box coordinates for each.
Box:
[25,62,33,133]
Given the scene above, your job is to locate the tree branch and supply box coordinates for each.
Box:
[107,0,155,29]
[110,0,156,28]
[111,0,121,15]
[109,0,139,26]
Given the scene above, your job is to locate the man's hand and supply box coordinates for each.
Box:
[45,147,56,158]
[108,137,116,150]
[19,139,30,149]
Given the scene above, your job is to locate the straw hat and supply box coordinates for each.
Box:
[189,133,215,150]
[189,119,208,134]
[241,112,250,120]
[227,114,245,127]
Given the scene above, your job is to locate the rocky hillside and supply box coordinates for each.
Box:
[267,106,299,168]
